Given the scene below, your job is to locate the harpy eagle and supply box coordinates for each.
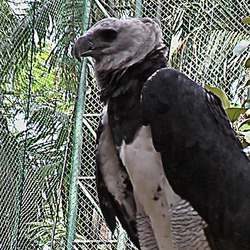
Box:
[74,18,250,250]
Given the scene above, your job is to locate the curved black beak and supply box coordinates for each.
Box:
[74,35,93,62]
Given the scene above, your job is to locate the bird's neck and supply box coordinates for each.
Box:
[96,48,168,103]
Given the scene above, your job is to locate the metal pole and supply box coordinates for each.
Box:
[66,0,92,248]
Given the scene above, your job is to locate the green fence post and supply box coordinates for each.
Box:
[66,0,92,249]
[135,0,144,18]
[66,59,86,250]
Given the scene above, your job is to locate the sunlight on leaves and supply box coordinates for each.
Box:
[205,84,230,109]
[233,40,250,56]
[226,108,247,123]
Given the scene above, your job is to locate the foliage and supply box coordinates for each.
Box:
[0,0,81,126]
[170,12,250,149]
[227,16,250,147]
[205,84,250,147]
[206,14,250,149]
[1,0,250,249]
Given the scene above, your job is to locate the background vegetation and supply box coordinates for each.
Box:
[0,0,249,249]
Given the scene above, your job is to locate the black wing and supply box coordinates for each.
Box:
[96,107,140,249]
[142,68,250,249]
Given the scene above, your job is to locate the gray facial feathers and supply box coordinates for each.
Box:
[74,18,165,80]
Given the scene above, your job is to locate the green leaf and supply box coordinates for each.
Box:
[233,40,250,56]
[241,131,250,144]
[205,84,230,109]
[238,118,250,131]
[169,29,182,60]
[245,57,250,68]
[243,17,250,24]
[226,107,247,123]
[240,123,250,132]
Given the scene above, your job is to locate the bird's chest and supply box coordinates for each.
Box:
[119,125,176,249]
[108,98,178,249]
[119,125,166,195]
[108,96,169,205]
[108,90,143,147]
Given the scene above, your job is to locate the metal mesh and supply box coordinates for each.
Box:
[0,0,249,249]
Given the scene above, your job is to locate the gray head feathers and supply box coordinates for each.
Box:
[74,17,166,83]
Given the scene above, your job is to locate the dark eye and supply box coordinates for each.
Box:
[99,29,118,42]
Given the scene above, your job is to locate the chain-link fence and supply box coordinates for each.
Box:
[0,0,249,249]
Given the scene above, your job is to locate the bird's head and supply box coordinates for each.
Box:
[74,18,165,73]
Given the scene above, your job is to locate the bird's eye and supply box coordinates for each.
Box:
[99,29,118,42]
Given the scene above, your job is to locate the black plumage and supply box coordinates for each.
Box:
[142,68,250,249]
[74,17,250,250]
